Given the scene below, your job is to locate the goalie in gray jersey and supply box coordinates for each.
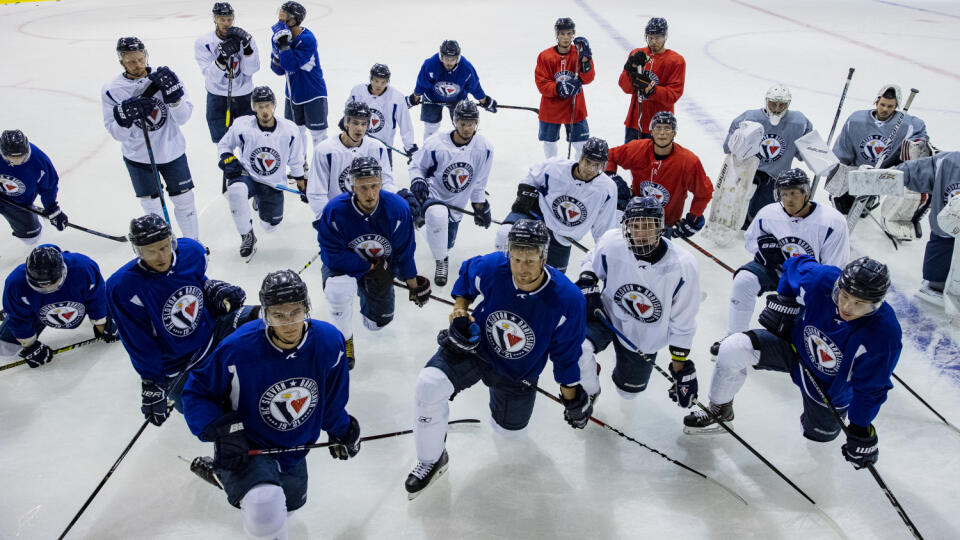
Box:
[723,84,813,225]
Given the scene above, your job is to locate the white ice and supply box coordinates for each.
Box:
[2,0,960,538]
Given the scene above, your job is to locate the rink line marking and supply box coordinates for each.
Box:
[871,0,960,20]
[730,0,960,81]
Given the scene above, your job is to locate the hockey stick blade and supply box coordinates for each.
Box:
[0,336,102,372]
[247,419,480,455]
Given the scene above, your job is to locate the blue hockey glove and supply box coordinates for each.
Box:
[667,213,704,239]
[842,424,879,470]
[472,201,492,229]
[141,379,169,426]
[272,28,292,51]
[556,76,582,100]
[576,271,604,321]
[443,315,480,352]
[480,96,497,113]
[754,234,785,270]
[573,36,592,59]
[94,317,120,343]
[410,177,430,204]
[148,66,184,104]
[668,359,698,408]
[398,188,423,221]
[609,174,632,210]
[114,97,154,128]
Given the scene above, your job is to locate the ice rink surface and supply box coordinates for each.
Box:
[2,0,960,538]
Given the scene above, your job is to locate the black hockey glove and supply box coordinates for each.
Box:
[842,424,879,470]
[624,49,650,74]
[94,317,120,343]
[440,315,481,352]
[511,183,540,216]
[576,271,604,321]
[19,341,52,368]
[141,379,169,426]
[609,174,632,210]
[397,189,423,221]
[758,293,802,341]
[410,177,430,204]
[148,66,184,104]
[290,175,308,203]
[42,203,69,231]
[480,96,497,113]
[668,359,698,409]
[666,213,704,239]
[472,201,492,229]
[560,384,593,429]
[328,415,361,460]
[217,37,242,60]
[754,234,785,270]
[633,70,658,97]
[405,93,421,108]
[225,26,253,54]
[364,257,393,291]
[218,153,244,180]
[555,76,582,100]
[404,144,419,164]
[203,279,246,316]
[204,412,250,471]
[408,276,432,307]
[114,97,154,128]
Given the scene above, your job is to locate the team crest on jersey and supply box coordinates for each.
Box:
[777,236,814,258]
[554,70,577,83]
[757,133,786,162]
[802,325,843,376]
[368,109,385,134]
[441,162,474,193]
[613,284,663,322]
[249,147,282,176]
[0,174,26,197]
[484,310,535,360]
[348,234,392,260]
[259,377,319,431]
[434,82,461,99]
[337,167,353,193]
[38,301,86,329]
[551,195,588,226]
[638,181,670,206]
[858,135,887,163]
[161,285,203,337]
[943,182,960,204]
[133,98,167,132]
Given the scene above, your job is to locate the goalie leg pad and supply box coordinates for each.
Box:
[881,190,923,241]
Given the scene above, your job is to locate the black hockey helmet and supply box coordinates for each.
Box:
[25,245,67,293]
[555,17,575,33]
[344,100,372,122]
[834,257,890,305]
[116,36,145,58]
[649,111,677,132]
[370,63,391,81]
[0,130,29,159]
[507,219,549,257]
[250,86,276,106]
[279,1,306,26]
[349,156,382,182]
[212,2,234,16]
[621,196,664,257]
[129,213,173,247]
[260,269,310,324]
[645,17,668,35]
[440,40,461,58]
[773,167,811,201]
[581,137,609,164]
[453,99,480,123]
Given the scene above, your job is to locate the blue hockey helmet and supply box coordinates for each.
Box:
[645,17,668,36]
[621,196,664,256]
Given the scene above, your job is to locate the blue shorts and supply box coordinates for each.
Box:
[123,154,194,198]
[206,92,254,143]
[228,175,285,225]
[0,199,41,239]
[426,343,537,431]
[538,120,590,143]
[218,455,309,510]
[284,97,328,130]
[420,102,455,124]
[746,329,847,442]
[501,211,572,272]
[922,233,955,285]
[586,319,655,393]
[736,261,780,295]
[321,265,395,328]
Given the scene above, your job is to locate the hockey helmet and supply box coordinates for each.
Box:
[260,269,310,325]
[621,196,664,257]
[25,245,67,293]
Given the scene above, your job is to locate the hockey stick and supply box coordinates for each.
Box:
[680,237,737,274]
[298,252,321,274]
[140,121,171,225]
[534,385,747,505]
[248,419,481,456]
[796,359,924,539]
[393,279,456,307]
[496,104,539,114]
[0,197,127,243]
[891,373,960,435]
[225,63,234,128]
[566,52,581,160]
[368,135,410,158]
[442,203,591,253]
[594,311,816,504]
[810,67,854,198]
[0,336,102,372]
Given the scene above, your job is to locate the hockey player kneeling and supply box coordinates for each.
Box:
[405,220,588,500]
[687,256,902,472]
[575,197,701,408]
[183,270,359,539]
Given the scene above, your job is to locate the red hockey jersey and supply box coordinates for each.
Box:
[618,47,685,133]
[536,46,595,124]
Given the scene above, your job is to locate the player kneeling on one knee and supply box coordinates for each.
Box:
[576,196,700,406]
[689,255,902,471]
[406,219,590,500]
[183,269,359,539]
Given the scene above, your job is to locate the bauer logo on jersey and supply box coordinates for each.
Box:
[249,147,282,177]
[757,133,786,162]
[348,234,393,260]
[943,182,960,205]
[638,181,670,206]
[134,98,167,132]
[484,310,535,360]
[368,109,385,134]
[434,82,461,100]
[161,285,204,337]
[38,301,86,329]
[441,162,474,193]
[778,236,815,258]
[613,284,663,322]
[802,325,843,376]
[0,175,26,197]
[259,377,320,431]
[551,195,588,226]
[858,135,886,163]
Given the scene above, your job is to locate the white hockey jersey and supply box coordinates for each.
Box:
[306,135,395,219]
[745,202,849,266]
[216,116,305,185]
[346,84,416,152]
[410,130,494,223]
[582,232,700,353]
[101,72,193,164]
[527,158,618,245]
[194,30,261,96]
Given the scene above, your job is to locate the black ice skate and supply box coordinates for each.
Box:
[405,449,449,500]
[434,257,449,286]
[683,401,734,435]
[240,230,257,261]
[187,456,223,490]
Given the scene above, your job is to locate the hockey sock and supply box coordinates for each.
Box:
[414,367,454,463]
[424,205,450,261]
[170,191,199,240]
[728,271,762,334]
[240,484,288,540]
[18,233,41,247]
[577,341,601,397]
[543,141,558,159]
[138,196,164,218]
[259,219,280,234]
[309,128,327,153]
[423,121,440,141]
[323,274,357,338]
[226,182,253,235]
[571,140,586,159]
[708,333,759,405]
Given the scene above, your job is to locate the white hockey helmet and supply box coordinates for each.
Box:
[763,84,791,126]
[875,84,902,107]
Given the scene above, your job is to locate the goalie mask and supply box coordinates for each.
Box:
[763,84,791,126]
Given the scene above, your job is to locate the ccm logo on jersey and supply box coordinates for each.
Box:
[758,133,786,162]
[0,175,26,197]
[441,162,474,193]
[348,234,393,260]
[777,236,815,258]
[249,147,282,176]
[551,195,588,226]
[260,377,319,431]
[162,285,204,337]
[39,301,86,329]
[368,109,385,133]
[484,311,535,360]
[613,284,663,322]
[638,181,670,206]
[434,82,461,99]
[802,326,843,376]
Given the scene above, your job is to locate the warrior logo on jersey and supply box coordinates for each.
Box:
[133,98,167,133]
[613,284,663,322]
[638,181,670,207]
[441,162,474,193]
[249,147,282,177]
[858,135,887,163]
[757,133,786,162]
[551,195,588,227]
[161,285,204,337]
[368,108,386,134]
[337,167,353,193]
[942,182,960,205]
[0,175,26,197]
[38,301,86,329]
[259,377,320,431]
[433,82,461,101]
[777,236,815,259]
[484,310,535,360]
[348,234,393,260]
[802,325,843,376]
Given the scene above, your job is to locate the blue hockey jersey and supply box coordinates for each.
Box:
[413,54,487,105]
[451,252,585,386]
[105,238,215,382]
[0,144,60,209]
[2,249,107,339]
[182,319,351,469]
[270,25,327,104]
[778,256,902,427]
[318,191,418,281]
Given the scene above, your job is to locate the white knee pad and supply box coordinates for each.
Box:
[490,412,528,438]
[240,484,287,540]
[728,270,762,333]
[138,196,163,218]
[362,315,383,332]
[494,222,511,252]
[170,190,199,240]
[324,275,357,338]
[708,332,760,405]
[424,204,450,260]
[309,129,327,151]
[259,219,280,234]
[423,121,440,141]
[616,387,641,400]
[414,366,455,463]
[571,140,586,159]
[543,141,558,158]
[227,182,253,234]
[577,341,600,397]
[19,233,41,247]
